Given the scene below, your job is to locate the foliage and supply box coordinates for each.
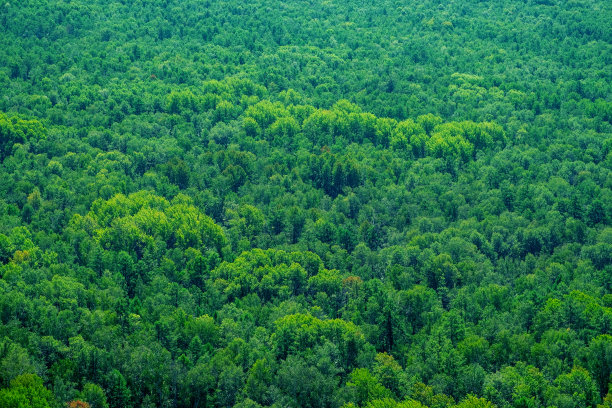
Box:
[0,0,610,407]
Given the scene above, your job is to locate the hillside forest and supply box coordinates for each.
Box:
[0,0,611,408]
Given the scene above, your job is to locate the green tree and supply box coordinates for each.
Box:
[79,383,108,408]
[589,335,612,399]
[0,374,57,408]
[346,368,391,406]
[105,370,131,408]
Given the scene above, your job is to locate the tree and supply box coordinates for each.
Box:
[105,370,131,408]
[277,355,339,408]
[454,395,495,408]
[0,374,57,408]
[346,368,391,406]
[0,113,45,160]
[215,363,244,408]
[0,342,36,387]
[588,335,612,399]
[244,359,272,405]
[373,353,407,399]
[79,383,108,408]
[554,367,599,408]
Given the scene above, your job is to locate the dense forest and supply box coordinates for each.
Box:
[0,0,611,407]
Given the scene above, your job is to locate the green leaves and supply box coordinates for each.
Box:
[588,335,612,399]
[347,368,391,406]
[0,112,45,160]
[211,249,321,302]
[0,374,56,408]
[273,313,366,366]
[0,1,610,407]
[82,191,226,257]
[0,342,36,387]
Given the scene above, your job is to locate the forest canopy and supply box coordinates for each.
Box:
[0,0,611,407]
